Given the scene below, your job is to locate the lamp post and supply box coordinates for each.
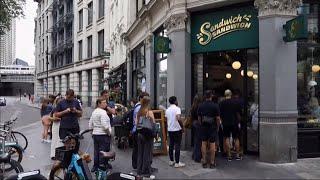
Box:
[45,50,50,98]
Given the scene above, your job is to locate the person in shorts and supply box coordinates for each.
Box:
[219,89,242,161]
[198,90,221,168]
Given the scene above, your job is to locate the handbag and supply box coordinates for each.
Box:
[137,116,157,137]
[183,111,192,129]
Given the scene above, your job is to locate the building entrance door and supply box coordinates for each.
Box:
[192,48,259,154]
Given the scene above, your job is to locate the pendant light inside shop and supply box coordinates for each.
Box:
[232,61,241,70]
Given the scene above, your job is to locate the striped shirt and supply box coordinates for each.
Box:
[89,108,112,135]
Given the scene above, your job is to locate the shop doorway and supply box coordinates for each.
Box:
[192,48,259,154]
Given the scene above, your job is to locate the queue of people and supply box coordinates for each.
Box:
[39,88,244,179]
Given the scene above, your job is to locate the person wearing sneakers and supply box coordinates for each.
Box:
[219,89,242,161]
[198,90,221,169]
[166,96,185,168]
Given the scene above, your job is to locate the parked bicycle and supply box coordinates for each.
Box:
[0,130,24,180]
[0,117,28,150]
[49,129,95,180]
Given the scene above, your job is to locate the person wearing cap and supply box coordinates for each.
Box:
[219,89,242,161]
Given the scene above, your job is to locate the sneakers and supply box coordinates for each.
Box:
[174,162,185,168]
[169,161,175,166]
[235,155,243,161]
[202,163,208,168]
[227,156,232,162]
[210,162,217,169]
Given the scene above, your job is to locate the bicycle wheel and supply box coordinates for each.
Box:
[49,163,66,180]
[2,159,24,177]
[4,145,23,171]
[11,131,28,151]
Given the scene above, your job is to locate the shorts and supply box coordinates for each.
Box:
[201,125,217,143]
[59,127,80,140]
[223,125,240,139]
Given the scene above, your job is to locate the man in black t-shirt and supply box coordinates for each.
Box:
[198,90,221,169]
[219,89,242,161]
[54,89,82,139]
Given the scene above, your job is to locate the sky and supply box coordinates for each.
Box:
[16,1,38,66]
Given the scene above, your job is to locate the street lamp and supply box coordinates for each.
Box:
[45,50,50,98]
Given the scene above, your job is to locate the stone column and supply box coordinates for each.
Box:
[61,74,67,94]
[144,34,155,105]
[92,68,99,106]
[48,76,53,95]
[255,0,301,163]
[73,72,79,95]
[164,13,192,149]
[55,76,60,94]
[82,71,88,107]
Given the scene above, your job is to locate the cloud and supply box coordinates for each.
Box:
[16,1,38,66]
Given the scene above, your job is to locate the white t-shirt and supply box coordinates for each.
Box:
[166,104,182,132]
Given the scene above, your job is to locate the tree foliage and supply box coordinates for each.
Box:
[0,0,25,35]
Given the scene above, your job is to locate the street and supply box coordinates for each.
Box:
[0,97,319,179]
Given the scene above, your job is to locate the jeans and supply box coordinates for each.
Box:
[192,121,202,162]
[168,130,182,163]
[132,132,138,169]
[93,135,111,169]
[137,133,153,175]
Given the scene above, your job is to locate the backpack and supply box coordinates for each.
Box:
[127,104,141,131]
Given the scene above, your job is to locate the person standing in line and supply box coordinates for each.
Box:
[89,97,112,172]
[50,96,63,160]
[40,98,53,143]
[198,90,221,168]
[166,96,185,168]
[100,90,116,126]
[131,92,149,170]
[136,96,155,177]
[54,89,82,140]
[219,89,242,161]
[191,95,202,163]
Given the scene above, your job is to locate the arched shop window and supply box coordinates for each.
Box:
[154,28,168,109]
[297,2,320,129]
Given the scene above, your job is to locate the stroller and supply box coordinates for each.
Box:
[113,106,131,150]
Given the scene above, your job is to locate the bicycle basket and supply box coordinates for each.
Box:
[55,146,73,168]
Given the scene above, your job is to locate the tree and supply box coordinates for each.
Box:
[0,0,25,35]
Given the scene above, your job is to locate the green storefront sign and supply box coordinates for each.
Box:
[154,36,171,53]
[191,7,259,53]
[283,15,308,42]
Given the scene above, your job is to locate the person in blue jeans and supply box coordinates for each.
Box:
[89,97,112,172]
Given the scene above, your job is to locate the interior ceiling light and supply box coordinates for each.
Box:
[226,73,232,79]
[247,71,254,77]
[312,65,320,73]
[253,74,258,80]
[232,61,241,70]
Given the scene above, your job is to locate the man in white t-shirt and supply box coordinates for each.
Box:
[165,96,185,168]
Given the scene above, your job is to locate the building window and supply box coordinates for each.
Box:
[78,71,82,93]
[87,35,92,58]
[78,10,83,31]
[98,0,104,19]
[78,40,82,60]
[66,74,70,90]
[87,70,92,107]
[87,2,93,26]
[98,30,104,55]
[53,77,56,93]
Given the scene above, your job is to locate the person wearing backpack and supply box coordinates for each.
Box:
[131,92,149,170]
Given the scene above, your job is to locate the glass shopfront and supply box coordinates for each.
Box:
[297,1,320,158]
[191,3,259,154]
[154,28,168,109]
[131,43,146,99]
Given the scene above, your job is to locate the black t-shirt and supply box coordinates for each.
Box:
[55,99,82,129]
[219,98,241,126]
[198,101,220,119]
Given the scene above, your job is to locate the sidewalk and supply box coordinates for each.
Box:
[17,100,320,179]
